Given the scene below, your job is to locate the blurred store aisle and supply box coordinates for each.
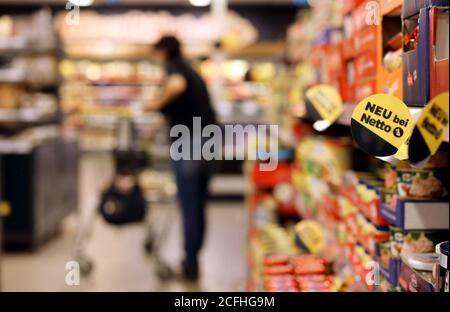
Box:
[2,154,247,292]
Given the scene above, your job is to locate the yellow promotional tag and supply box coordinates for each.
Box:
[351,94,413,157]
[295,220,325,255]
[305,85,343,124]
[416,93,449,155]
[394,136,410,160]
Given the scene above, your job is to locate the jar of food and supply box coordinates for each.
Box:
[435,241,449,292]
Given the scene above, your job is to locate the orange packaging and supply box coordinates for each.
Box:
[264,255,290,267]
[354,26,379,57]
[355,78,377,102]
[264,264,294,276]
[355,51,378,79]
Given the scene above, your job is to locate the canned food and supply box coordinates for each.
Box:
[436,241,449,292]
[396,168,447,199]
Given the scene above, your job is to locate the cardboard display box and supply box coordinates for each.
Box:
[402,0,449,106]
[380,194,449,230]
[379,256,401,286]
[429,7,449,98]
[399,260,437,292]
[402,8,431,106]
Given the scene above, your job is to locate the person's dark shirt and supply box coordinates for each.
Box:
[160,58,217,137]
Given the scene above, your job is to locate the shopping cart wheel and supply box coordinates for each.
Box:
[77,256,94,276]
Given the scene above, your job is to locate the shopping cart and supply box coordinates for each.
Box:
[72,116,178,281]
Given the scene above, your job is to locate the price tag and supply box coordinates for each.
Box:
[408,93,449,164]
[305,85,343,129]
[295,220,325,255]
[351,94,413,157]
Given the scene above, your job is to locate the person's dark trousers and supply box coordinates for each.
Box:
[171,158,212,277]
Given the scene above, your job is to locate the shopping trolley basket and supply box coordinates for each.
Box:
[72,117,177,281]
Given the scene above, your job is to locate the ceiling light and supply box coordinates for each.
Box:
[189,0,211,7]
[69,0,94,7]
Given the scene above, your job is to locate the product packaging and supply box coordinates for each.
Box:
[429,6,449,98]
[402,7,430,106]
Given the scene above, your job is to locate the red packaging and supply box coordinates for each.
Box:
[342,0,366,15]
[264,255,290,267]
[264,274,294,283]
[341,37,355,60]
[296,274,332,284]
[355,51,378,79]
[355,78,377,102]
[429,7,449,98]
[354,26,379,57]
[264,279,297,290]
[252,162,292,189]
[293,261,327,276]
[299,279,332,289]
[291,255,325,265]
[264,264,294,276]
[341,59,356,103]
[300,285,332,292]
[352,1,369,33]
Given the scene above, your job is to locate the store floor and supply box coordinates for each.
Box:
[2,154,247,292]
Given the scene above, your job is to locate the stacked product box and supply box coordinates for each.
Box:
[340,0,366,103]
[429,3,449,98]
[306,1,345,94]
[337,171,393,290]
[250,151,297,219]
[335,197,379,291]
[342,174,390,252]
[377,0,404,99]
[292,135,383,291]
[263,255,335,292]
[292,136,353,220]
[311,28,344,93]
[379,163,449,291]
[246,151,298,290]
[402,0,449,106]
[247,222,298,291]
[352,0,381,101]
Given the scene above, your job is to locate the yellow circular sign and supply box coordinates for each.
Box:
[305,85,343,125]
[295,220,325,255]
[408,93,449,163]
[351,94,413,157]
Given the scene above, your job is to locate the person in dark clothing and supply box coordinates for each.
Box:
[145,36,217,281]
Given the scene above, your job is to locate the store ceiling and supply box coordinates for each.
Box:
[0,0,294,5]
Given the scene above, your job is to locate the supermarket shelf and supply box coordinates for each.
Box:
[0,37,57,55]
[80,112,165,127]
[63,44,152,61]
[226,40,285,58]
[70,80,163,87]
[0,37,27,53]
[0,109,59,125]
[0,68,59,88]
[0,68,27,83]
[80,146,115,154]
